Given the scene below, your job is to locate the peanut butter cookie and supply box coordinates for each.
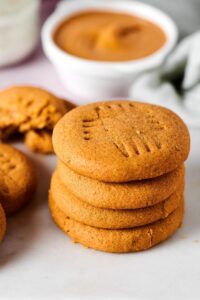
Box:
[0,202,6,242]
[53,101,190,182]
[24,130,54,154]
[50,171,183,229]
[0,143,36,215]
[49,194,184,253]
[58,161,184,209]
[0,86,75,153]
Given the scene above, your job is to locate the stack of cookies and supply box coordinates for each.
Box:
[49,101,190,253]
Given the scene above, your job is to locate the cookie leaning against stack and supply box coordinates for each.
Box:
[49,101,190,253]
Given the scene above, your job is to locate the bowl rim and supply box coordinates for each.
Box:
[41,0,178,76]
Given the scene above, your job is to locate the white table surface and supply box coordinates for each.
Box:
[0,50,200,300]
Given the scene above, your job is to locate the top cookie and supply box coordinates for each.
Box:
[53,101,190,182]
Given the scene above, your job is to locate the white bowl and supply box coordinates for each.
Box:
[42,0,178,103]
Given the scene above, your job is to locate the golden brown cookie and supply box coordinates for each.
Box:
[0,86,75,153]
[24,130,54,154]
[49,194,184,253]
[0,203,6,242]
[58,161,184,209]
[50,171,183,229]
[0,143,36,215]
[0,86,67,134]
[53,101,190,182]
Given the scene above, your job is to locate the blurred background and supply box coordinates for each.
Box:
[138,0,200,37]
[0,0,200,126]
[43,0,200,36]
[41,0,200,36]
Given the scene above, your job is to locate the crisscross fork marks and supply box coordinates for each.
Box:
[81,103,163,156]
[96,104,163,156]
[121,104,163,152]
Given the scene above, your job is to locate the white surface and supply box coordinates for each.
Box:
[0,46,200,300]
[0,128,199,300]
[42,0,178,101]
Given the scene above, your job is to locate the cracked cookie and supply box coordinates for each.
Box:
[0,143,36,215]
[24,130,54,154]
[53,100,190,182]
[49,193,184,253]
[0,86,75,153]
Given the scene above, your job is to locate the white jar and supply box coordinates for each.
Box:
[0,0,40,67]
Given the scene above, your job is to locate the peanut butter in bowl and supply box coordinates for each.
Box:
[42,0,177,100]
[53,10,167,62]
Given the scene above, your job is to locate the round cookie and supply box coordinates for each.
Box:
[0,143,37,215]
[0,203,6,242]
[53,101,190,182]
[50,171,183,229]
[24,130,54,154]
[49,194,184,253]
[58,161,184,209]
